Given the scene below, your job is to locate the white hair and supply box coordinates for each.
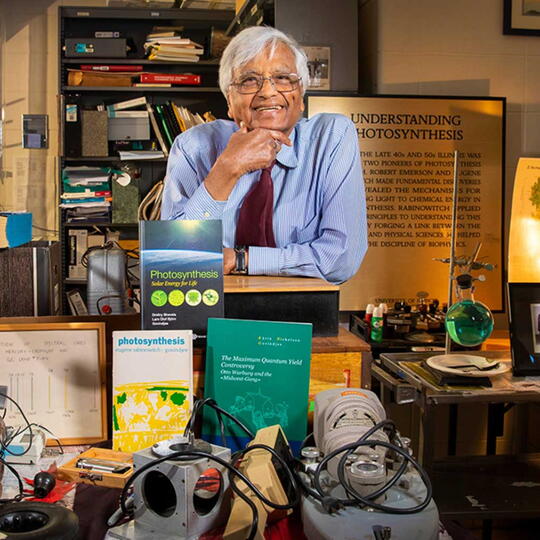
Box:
[219,26,309,97]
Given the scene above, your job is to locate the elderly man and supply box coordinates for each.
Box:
[161,26,367,284]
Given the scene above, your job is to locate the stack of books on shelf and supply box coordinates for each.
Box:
[146,99,215,156]
[105,96,215,157]
[107,97,165,160]
[61,166,112,223]
[144,30,204,63]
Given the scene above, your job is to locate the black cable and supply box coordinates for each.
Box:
[300,431,314,450]
[182,396,212,437]
[229,444,301,510]
[0,456,24,503]
[293,464,323,501]
[299,420,397,505]
[313,439,432,514]
[205,400,254,439]
[0,392,33,457]
[336,419,408,502]
[312,419,404,506]
[118,450,262,539]
[5,422,63,457]
[216,408,226,447]
[30,423,64,455]
[182,397,254,441]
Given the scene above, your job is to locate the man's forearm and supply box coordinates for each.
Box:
[247,238,366,284]
[204,153,241,201]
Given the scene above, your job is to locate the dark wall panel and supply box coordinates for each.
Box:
[275,0,358,92]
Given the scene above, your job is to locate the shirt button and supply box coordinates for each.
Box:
[203,211,210,218]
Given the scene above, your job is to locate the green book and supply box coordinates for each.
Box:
[203,318,312,452]
[154,104,174,148]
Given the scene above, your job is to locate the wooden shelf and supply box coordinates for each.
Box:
[64,278,87,285]
[63,86,221,93]
[224,275,338,293]
[62,58,220,66]
[63,222,138,228]
[63,156,167,162]
[61,6,234,23]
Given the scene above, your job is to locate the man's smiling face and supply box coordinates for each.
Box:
[226,42,304,136]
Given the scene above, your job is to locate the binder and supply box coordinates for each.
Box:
[154,104,174,148]
[64,98,82,157]
[163,102,181,140]
[146,103,169,156]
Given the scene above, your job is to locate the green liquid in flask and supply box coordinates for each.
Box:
[445,299,494,347]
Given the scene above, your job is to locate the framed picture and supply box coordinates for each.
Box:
[503,0,540,35]
[306,95,505,313]
[507,283,540,375]
[303,46,331,91]
[0,322,107,444]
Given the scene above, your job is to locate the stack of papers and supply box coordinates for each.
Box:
[61,166,112,222]
[144,36,204,63]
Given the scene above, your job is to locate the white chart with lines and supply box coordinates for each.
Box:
[0,329,102,439]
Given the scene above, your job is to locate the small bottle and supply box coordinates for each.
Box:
[365,304,375,325]
[370,306,384,342]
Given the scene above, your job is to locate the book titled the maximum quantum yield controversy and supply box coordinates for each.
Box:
[139,220,223,335]
[203,318,312,452]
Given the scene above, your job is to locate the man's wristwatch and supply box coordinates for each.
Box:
[232,246,248,275]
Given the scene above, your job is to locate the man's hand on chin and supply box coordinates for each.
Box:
[204,123,291,202]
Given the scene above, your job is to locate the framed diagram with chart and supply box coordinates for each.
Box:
[0,322,107,444]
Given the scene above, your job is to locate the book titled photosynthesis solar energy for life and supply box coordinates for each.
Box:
[139,219,223,336]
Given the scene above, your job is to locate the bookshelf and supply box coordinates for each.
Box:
[59,5,233,315]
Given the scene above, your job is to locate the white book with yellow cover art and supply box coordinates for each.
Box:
[112,329,192,452]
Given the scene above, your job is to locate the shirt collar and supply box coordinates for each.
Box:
[276,124,298,169]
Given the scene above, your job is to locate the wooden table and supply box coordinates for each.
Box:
[224,275,339,336]
[374,350,540,539]
[224,275,338,293]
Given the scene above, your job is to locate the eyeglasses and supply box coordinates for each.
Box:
[231,73,301,94]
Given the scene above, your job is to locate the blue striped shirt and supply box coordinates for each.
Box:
[161,113,367,284]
